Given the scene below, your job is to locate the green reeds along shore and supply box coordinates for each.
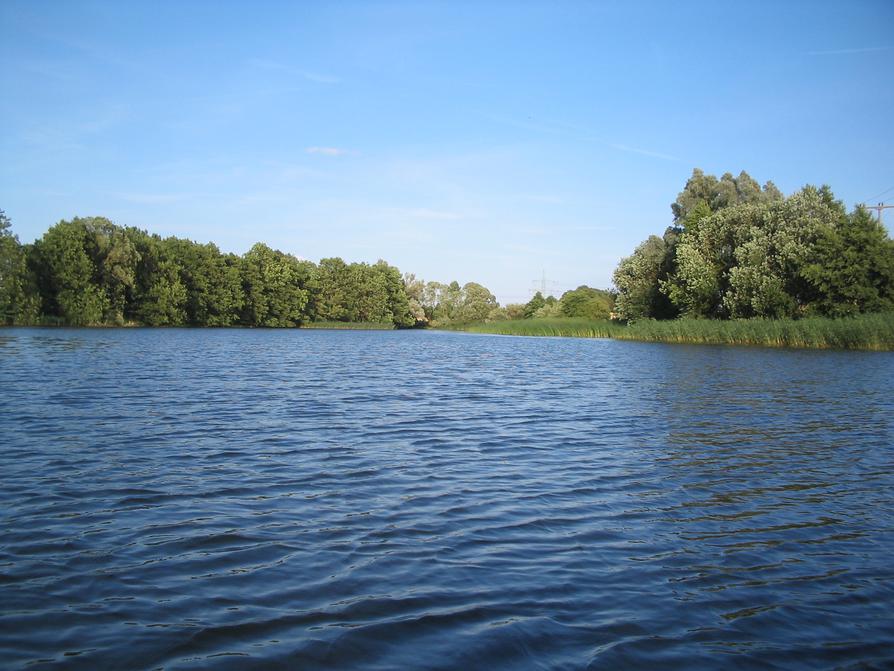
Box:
[459,313,894,351]
[301,321,396,330]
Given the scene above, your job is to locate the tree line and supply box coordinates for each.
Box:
[0,213,502,328]
[0,212,618,328]
[613,169,894,321]
[7,170,884,330]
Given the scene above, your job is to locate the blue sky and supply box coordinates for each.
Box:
[2,1,892,304]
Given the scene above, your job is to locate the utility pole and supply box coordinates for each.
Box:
[530,270,561,298]
[862,202,894,225]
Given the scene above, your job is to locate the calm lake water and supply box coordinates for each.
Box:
[1,328,893,670]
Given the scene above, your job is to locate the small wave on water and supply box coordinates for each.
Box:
[1,328,893,669]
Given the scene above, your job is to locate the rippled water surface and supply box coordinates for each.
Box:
[1,328,893,670]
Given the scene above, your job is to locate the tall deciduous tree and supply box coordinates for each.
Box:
[402,273,428,325]
[84,217,140,324]
[459,282,498,323]
[671,169,783,225]
[30,219,108,325]
[0,210,40,324]
[138,259,187,326]
[241,243,309,327]
[523,291,546,319]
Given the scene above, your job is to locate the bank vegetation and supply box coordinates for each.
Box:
[2,169,891,343]
[461,313,894,351]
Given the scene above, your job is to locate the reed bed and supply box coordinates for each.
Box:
[461,313,894,350]
[463,318,622,339]
[301,321,395,330]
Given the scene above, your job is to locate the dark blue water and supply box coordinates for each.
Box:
[1,328,893,670]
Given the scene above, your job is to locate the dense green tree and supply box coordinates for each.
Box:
[679,199,713,234]
[241,243,309,327]
[293,259,321,322]
[316,257,351,321]
[123,228,174,324]
[803,207,894,316]
[315,259,403,324]
[660,240,719,317]
[30,219,107,325]
[137,259,187,325]
[420,280,464,325]
[664,186,842,318]
[504,303,526,320]
[523,291,546,318]
[533,299,563,319]
[163,238,243,326]
[6,214,499,329]
[440,281,463,322]
[560,285,614,319]
[83,218,140,324]
[373,260,415,327]
[613,236,668,320]
[305,258,416,325]
[420,281,444,323]
[0,211,40,324]
[416,279,498,325]
[611,170,890,322]
[458,282,498,323]
[348,262,389,323]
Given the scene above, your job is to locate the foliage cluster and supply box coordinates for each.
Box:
[0,214,477,328]
[400,276,499,327]
[480,285,615,325]
[613,170,894,321]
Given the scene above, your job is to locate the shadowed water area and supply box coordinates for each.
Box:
[1,328,893,670]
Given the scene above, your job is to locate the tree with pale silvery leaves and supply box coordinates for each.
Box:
[671,169,783,226]
[663,186,845,318]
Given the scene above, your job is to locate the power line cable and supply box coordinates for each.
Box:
[863,184,894,203]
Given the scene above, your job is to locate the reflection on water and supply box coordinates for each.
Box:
[1,328,892,670]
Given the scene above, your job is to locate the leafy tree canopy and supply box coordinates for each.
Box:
[615,170,894,321]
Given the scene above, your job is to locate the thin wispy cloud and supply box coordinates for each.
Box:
[522,194,565,204]
[19,104,129,152]
[505,242,562,256]
[112,191,189,205]
[486,114,679,162]
[21,128,84,152]
[21,59,79,82]
[247,58,341,84]
[484,113,567,135]
[402,208,462,221]
[558,224,617,233]
[807,46,892,56]
[301,71,341,84]
[306,146,351,156]
[607,142,679,161]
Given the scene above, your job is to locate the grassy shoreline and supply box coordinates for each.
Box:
[454,314,894,351]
